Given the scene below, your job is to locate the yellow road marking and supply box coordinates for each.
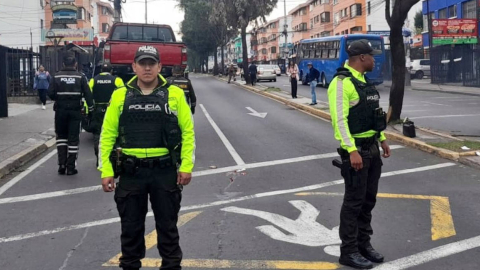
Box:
[138,259,340,269]
[103,211,202,267]
[295,192,456,241]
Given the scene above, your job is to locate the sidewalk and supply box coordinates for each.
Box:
[384,80,480,96]
[0,103,56,178]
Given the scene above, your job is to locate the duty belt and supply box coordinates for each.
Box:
[122,154,173,170]
[354,134,378,148]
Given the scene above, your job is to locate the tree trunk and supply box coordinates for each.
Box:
[387,25,406,123]
[213,50,219,75]
[221,44,225,75]
[241,26,251,84]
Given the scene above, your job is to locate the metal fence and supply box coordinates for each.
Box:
[3,46,41,96]
[430,44,480,87]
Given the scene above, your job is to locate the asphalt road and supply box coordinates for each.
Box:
[258,75,480,136]
[1,75,480,270]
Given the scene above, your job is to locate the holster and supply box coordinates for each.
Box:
[109,150,123,179]
[336,148,360,188]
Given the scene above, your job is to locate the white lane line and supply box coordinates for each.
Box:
[402,110,428,113]
[0,146,405,205]
[0,150,57,196]
[410,114,480,120]
[199,104,245,165]
[422,101,451,107]
[373,235,480,270]
[0,162,455,243]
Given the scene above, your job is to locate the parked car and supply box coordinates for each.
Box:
[272,65,281,76]
[240,65,277,82]
[410,59,430,79]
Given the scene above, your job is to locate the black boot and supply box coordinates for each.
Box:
[339,252,373,269]
[360,246,384,263]
[67,168,78,175]
[58,165,66,175]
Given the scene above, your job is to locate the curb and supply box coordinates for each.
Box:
[213,75,476,163]
[0,137,56,179]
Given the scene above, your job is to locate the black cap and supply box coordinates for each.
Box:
[101,62,112,72]
[347,39,382,57]
[63,53,76,66]
[134,45,160,62]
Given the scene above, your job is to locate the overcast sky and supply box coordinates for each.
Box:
[121,0,422,40]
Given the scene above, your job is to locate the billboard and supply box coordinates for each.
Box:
[53,10,77,24]
[41,29,94,42]
[431,19,478,45]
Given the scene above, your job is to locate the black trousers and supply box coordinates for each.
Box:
[55,109,81,169]
[115,164,182,270]
[339,143,382,255]
[250,74,257,85]
[290,78,298,98]
[38,89,47,105]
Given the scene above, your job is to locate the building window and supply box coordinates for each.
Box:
[321,12,330,23]
[423,12,434,32]
[448,5,457,18]
[368,25,371,31]
[462,0,476,19]
[77,7,86,20]
[333,0,338,5]
[334,12,340,26]
[438,8,447,19]
[262,48,267,54]
[40,19,44,29]
[102,6,110,15]
[320,0,329,4]
[367,1,371,15]
[270,47,277,53]
[350,4,362,18]
[102,23,110,33]
[314,15,320,24]
[351,26,362,33]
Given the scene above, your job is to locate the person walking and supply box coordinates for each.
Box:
[307,62,320,105]
[168,65,197,115]
[89,63,124,166]
[327,39,391,269]
[248,62,258,86]
[99,45,195,270]
[227,64,236,83]
[287,61,299,98]
[34,65,51,110]
[48,53,94,175]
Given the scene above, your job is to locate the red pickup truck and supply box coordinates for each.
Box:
[102,23,187,81]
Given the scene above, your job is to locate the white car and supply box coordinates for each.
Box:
[272,65,281,76]
[410,59,430,79]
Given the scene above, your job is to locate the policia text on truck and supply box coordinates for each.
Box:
[99,45,195,270]
[328,39,391,270]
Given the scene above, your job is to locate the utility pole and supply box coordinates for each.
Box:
[283,0,288,69]
[145,0,147,24]
[113,0,122,23]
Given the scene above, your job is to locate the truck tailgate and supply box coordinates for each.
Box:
[108,41,184,66]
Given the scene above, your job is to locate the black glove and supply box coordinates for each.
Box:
[191,106,195,115]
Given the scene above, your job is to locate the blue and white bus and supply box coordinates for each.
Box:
[295,34,385,87]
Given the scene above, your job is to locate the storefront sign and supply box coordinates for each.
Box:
[432,19,478,45]
[42,29,94,42]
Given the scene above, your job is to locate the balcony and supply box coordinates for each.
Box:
[51,3,77,12]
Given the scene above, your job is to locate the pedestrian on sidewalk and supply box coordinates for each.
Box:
[287,61,299,98]
[89,63,124,166]
[34,65,51,110]
[48,53,94,175]
[307,62,320,105]
[227,64,236,83]
[249,62,258,86]
[99,45,195,270]
[327,39,391,269]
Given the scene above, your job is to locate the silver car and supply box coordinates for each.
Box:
[410,59,430,79]
[257,65,277,82]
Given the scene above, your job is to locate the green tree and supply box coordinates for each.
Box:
[414,10,423,34]
[386,0,421,123]
[218,0,278,84]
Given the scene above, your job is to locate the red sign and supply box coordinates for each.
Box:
[431,19,478,45]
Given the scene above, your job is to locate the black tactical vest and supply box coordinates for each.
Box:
[118,85,182,149]
[168,76,191,104]
[333,68,383,135]
[93,73,117,104]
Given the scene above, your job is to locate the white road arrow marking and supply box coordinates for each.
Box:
[222,200,341,248]
[246,107,268,118]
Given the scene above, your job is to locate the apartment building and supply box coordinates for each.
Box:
[332,0,366,35]
[308,0,333,38]
[95,1,115,41]
[290,3,311,44]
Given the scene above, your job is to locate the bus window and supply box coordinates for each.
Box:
[346,39,383,51]
[329,49,337,59]
[315,43,322,58]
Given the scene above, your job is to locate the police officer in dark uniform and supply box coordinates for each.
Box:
[89,63,124,165]
[48,53,94,175]
[327,40,391,269]
[168,65,196,114]
[99,46,195,270]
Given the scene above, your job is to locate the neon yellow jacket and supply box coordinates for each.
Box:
[98,74,195,178]
[84,73,124,113]
[327,63,386,153]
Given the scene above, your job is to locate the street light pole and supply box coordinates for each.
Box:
[145,0,148,24]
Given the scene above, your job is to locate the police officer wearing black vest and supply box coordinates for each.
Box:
[89,63,124,165]
[99,46,195,270]
[48,53,94,175]
[327,40,391,269]
[168,65,196,114]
